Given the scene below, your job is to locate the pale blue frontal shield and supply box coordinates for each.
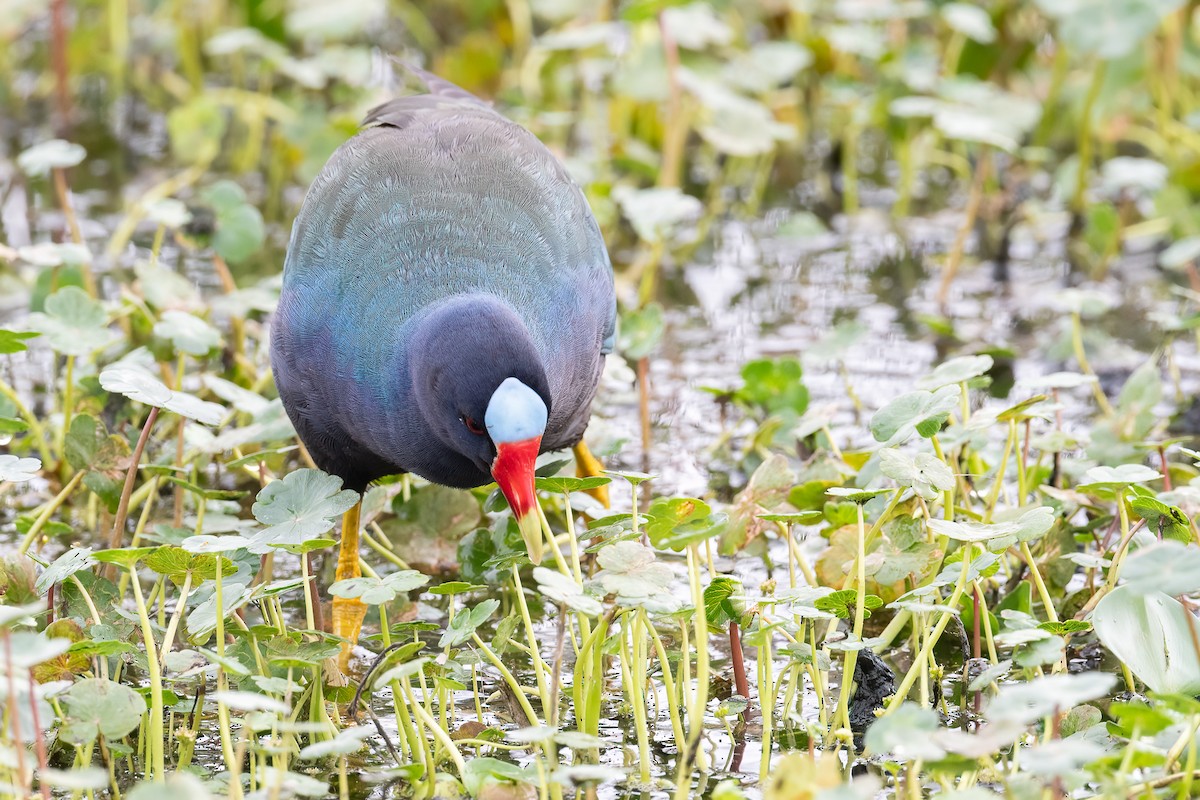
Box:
[485,377,548,444]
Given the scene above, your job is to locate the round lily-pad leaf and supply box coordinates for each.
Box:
[248,469,359,553]
[99,364,225,425]
[59,678,148,746]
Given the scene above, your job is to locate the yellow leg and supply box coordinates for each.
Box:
[572,440,610,508]
[332,499,366,672]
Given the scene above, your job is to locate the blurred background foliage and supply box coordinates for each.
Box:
[3,0,1200,301]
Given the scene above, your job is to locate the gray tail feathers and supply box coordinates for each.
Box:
[362,58,493,129]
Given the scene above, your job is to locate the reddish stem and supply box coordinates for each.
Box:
[104,407,159,577]
[729,621,750,712]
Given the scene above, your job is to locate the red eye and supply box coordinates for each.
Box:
[462,416,485,435]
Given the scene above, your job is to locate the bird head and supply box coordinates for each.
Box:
[485,377,547,564]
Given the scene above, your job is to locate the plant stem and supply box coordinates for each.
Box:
[107,407,159,553]
[0,379,54,467]
[128,565,165,780]
[18,471,84,553]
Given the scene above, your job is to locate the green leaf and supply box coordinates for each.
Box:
[1129,497,1192,543]
[878,449,954,500]
[618,302,664,360]
[27,287,118,356]
[91,547,159,569]
[167,97,227,165]
[1037,620,1092,636]
[35,547,95,595]
[99,364,225,425]
[1093,586,1200,695]
[535,475,612,494]
[703,576,743,630]
[59,678,148,746]
[200,181,265,264]
[869,386,961,445]
[645,497,727,551]
[428,581,486,596]
[248,469,359,553]
[143,546,234,584]
[734,357,809,417]
[814,589,882,619]
[0,329,39,354]
[917,354,994,390]
[17,139,85,176]
[439,599,500,648]
[263,635,341,668]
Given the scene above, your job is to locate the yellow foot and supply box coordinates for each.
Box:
[572,440,610,508]
[332,500,365,673]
